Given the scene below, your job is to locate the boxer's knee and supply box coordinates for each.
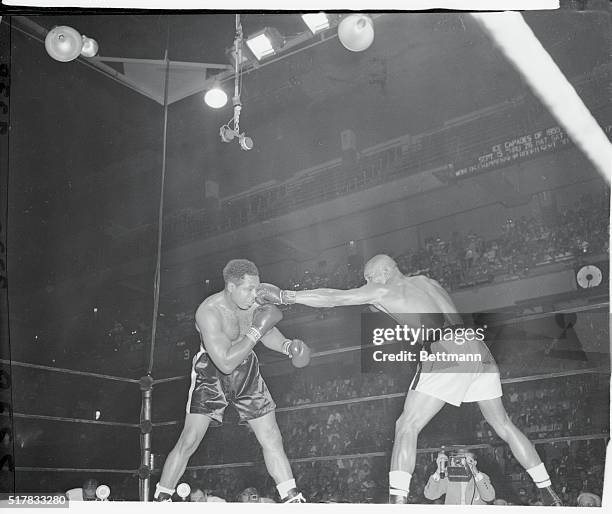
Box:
[395,411,425,436]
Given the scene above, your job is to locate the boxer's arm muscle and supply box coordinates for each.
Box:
[195,308,258,374]
[260,327,290,354]
[294,285,385,308]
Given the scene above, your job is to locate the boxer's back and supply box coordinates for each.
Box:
[374,275,460,328]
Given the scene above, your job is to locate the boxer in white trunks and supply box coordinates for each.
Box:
[257,254,562,505]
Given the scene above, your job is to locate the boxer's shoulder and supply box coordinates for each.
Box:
[195,294,226,321]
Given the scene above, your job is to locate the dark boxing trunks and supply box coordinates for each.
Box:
[186,350,276,426]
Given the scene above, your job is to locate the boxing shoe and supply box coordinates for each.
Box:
[540,486,563,506]
[283,489,306,503]
[154,484,174,502]
[388,493,408,504]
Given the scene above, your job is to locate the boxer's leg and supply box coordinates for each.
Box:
[248,412,303,502]
[478,397,561,505]
[155,413,211,499]
[389,390,445,503]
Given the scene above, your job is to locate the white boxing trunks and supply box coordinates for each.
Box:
[409,338,502,406]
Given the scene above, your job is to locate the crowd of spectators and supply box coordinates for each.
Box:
[288,191,609,293]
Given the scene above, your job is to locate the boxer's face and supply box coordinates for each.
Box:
[228,274,260,309]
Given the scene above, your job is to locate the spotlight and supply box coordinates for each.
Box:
[80,36,99,58]
[177,483,191,501]
[239,134,254,151]
[246,27,283,60]
[338,14,374,52]
[302,13,330,34]
[204,83,228,109]
[95,484,110,501]
[220,124,236,142]
[45,25,83,62]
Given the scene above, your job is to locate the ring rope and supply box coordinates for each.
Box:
[5,367,600,430]
[14,467,138,474]
[12,434,608,475]
[6,412,139,428]
[0,359,139,383]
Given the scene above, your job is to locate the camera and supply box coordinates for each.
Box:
[447,454,471,482]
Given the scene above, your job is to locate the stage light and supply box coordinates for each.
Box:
[44,26,99,62]
[80,36,99,58]
[45,25,83,62]
[246,27,283,60]
[338,14,374,52]
[239,134,254,151]
[96,485,110,500]
[220,124,236,142]
[204,83,228,108]
[302,13,330,34]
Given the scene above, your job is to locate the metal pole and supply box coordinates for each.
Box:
[138,375,154,501]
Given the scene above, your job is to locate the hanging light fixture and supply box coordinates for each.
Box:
[45,26,83,62]
[218,15,253,151]
[204,82,228,108]
[338,14,374,52]
[44,25,99,62]
[302,13,330,34]
[245,27,283,61]
[80,35,99,58]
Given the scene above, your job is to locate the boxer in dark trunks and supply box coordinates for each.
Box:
[257,254,562,506]
[154,259,310,502]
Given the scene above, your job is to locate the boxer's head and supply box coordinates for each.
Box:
[223,259,260,309]
[364,254,399,285]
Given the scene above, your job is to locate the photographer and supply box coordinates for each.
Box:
[424,450,495,505]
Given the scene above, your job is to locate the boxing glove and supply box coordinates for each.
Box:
[283,339,311,368]
[248,305,283,342]
[256,283,296,305]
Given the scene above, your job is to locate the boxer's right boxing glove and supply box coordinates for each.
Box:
[247,304,283,342]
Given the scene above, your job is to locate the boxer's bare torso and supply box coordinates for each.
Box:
[195,293,258,347]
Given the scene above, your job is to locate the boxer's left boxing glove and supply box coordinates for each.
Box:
[249,305,283,342]
[282,339,311,368]
[256,283,296,305]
